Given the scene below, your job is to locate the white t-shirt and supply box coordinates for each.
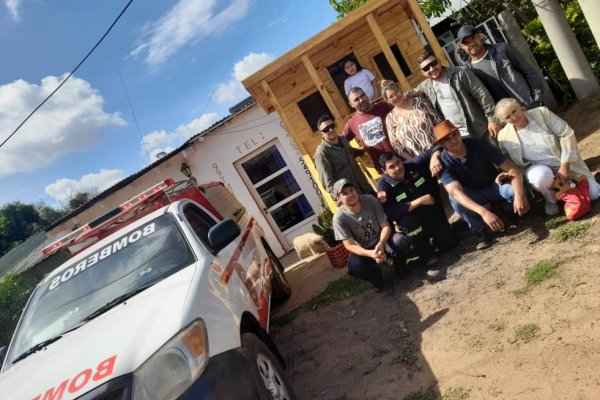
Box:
[433,76,468,136]
[344,68,376,100]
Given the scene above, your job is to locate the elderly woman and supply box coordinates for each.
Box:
[381,80,442,159]
[495,98,600,215]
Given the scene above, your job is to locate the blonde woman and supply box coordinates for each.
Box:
[495,98,600,215]
[381,80,442,159]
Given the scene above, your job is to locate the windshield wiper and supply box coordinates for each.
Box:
[83,284,154,323]
[12,321,89,364]
[13,336,63,364]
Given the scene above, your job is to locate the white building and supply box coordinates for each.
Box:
[45,99,324,258]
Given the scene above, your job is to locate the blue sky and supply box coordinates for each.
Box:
[0,0,337,208]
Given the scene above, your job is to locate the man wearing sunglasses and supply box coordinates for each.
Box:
[314,114,373,199]
[416,50,501,139]
[433,120,530,250]
[457,25,543,109]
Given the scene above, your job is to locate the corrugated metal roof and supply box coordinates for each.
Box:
[0,232,51,277]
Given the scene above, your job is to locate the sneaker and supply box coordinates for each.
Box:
[475,231,493,250]
[544,200,559,216]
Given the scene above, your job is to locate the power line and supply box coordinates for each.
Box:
[0,0,135,151]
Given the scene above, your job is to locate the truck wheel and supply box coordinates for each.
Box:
[242,333,297,400]
[264,243,291,303]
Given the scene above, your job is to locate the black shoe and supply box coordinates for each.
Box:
[420,254,440,268]
[475,231,493,250]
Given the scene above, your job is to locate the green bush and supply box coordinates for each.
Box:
[0,275,32,346]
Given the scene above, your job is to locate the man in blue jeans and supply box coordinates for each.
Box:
[332,179,411,289]
[433,120,530,249]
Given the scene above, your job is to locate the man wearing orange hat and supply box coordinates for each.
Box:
[433,120,530,249]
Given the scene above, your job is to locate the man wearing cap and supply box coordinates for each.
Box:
[342,87,394,170]
[457,25,543,109]
[433,120,530,249]
[376,151,456,266]
[314,114,373,200]
[332,179,411,289]
[416,50,501,139]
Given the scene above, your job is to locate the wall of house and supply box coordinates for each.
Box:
[47,105,323,257]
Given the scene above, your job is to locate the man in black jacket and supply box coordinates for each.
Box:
[376,152,456,265]
[458,25,543,108]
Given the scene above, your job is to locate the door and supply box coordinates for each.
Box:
[235,140,316,250]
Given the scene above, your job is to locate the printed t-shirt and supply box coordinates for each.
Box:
[333,195,386,249]
[342,102,394,168]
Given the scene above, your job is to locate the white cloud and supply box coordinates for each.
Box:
[214,52,274,103]
[141,112,220,160]
[130,0,251,67]
[4,0,22,21]
[45,169,126,204]
[0,75,126,175]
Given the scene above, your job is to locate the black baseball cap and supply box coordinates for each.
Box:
[457,25,478,44]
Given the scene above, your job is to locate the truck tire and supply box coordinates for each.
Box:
[242,333,297,400]
[264,243,291,303]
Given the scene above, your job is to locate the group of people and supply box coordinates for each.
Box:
[313,26,600,289]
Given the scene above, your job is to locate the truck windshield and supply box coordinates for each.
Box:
[5,214,195,368]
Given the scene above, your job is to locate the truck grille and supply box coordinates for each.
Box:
[76,375,131,400]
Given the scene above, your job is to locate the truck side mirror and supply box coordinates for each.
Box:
[0,346,6,368]
[208,220,240,253]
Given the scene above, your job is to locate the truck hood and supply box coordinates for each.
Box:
[0,264,197,400]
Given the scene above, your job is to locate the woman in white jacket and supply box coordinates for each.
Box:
[495,98,600,215]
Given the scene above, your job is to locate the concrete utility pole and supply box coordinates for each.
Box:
[533,0,600,99]
[579,0,600,50]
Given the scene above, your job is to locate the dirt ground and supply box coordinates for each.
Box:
[271,97,600,400]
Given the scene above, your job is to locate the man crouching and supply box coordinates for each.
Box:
[332,179,411,289]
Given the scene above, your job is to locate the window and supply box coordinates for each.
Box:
[297,91,332,132]
[373,44,412,81]
[327,53,357,101]
[183,205,217,249]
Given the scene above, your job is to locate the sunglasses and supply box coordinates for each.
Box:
[421,59,439,72]
[321,123,336,133]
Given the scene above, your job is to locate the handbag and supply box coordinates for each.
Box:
[554,176,591,220]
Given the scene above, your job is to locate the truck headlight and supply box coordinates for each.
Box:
[133,319,209,400]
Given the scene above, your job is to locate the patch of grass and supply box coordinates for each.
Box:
[271,276,371,326]
[404,387,437,400]
[514,323,539,343]
[511,287,530,297]
[524,261,558,286]
[443,387,470,400]
[488,322,506,332]
[544,215,567,230]
[392,344,419,366]
[554,222,590,242]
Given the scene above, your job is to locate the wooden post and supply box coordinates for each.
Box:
[301,55,343,124]
[406,0,449,66]
[366,13,411,91]
[260,80,337,211]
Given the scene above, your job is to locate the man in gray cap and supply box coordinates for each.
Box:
[332,178,411,289]
[457,25,543,109]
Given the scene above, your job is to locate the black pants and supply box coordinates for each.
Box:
[347,233,411,288]
[395,205,456,255]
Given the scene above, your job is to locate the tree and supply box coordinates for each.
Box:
[329,0,451,19]
[0,202,43,256]
[67,191,94,211]
[0,275,31,346]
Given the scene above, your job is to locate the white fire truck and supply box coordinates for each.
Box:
[0,179,296,400]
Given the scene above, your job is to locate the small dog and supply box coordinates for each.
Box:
[292,233,330,259]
